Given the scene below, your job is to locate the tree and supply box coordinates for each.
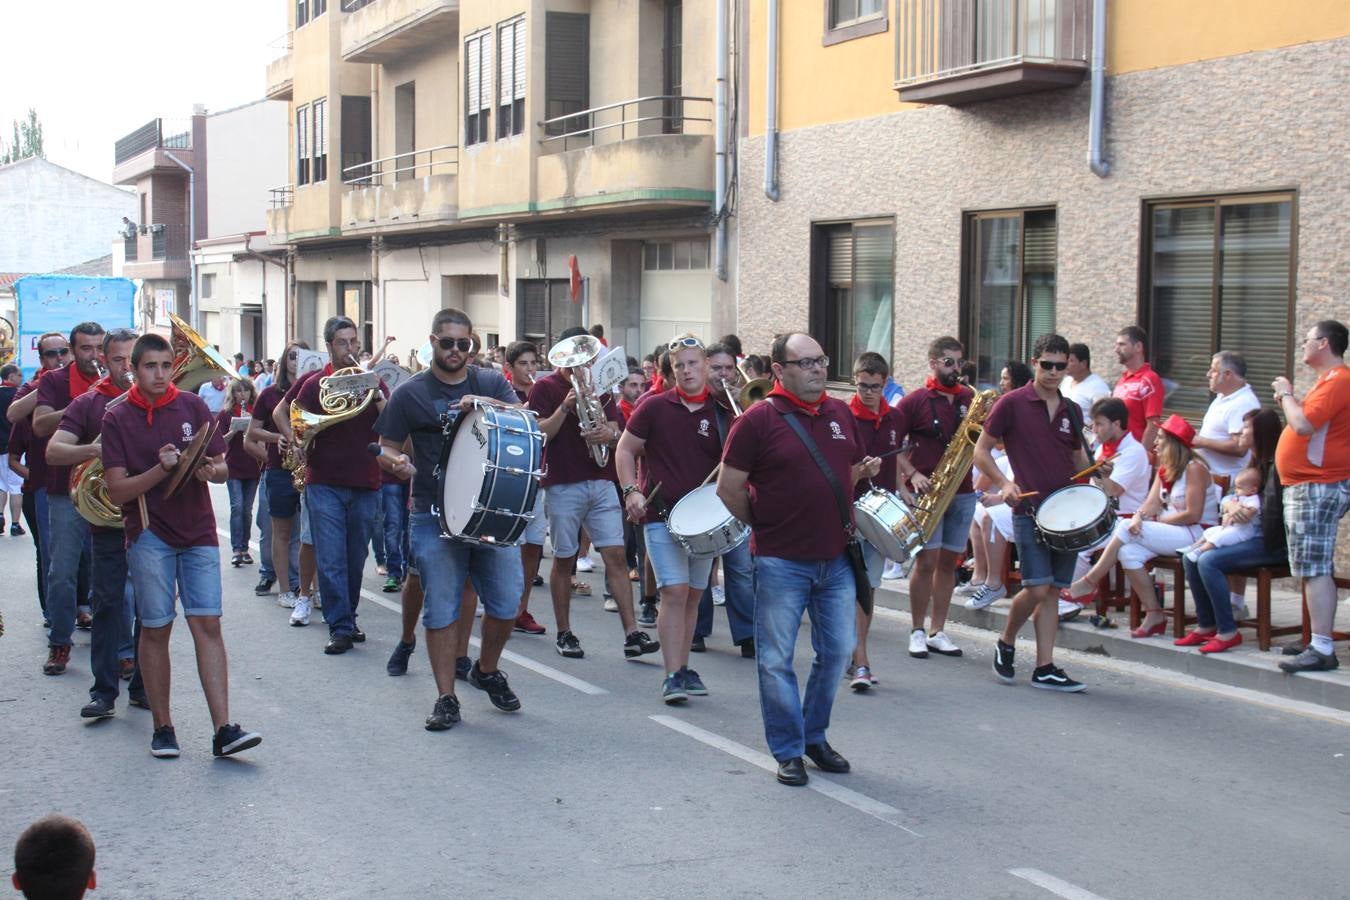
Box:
[1,108,44,165]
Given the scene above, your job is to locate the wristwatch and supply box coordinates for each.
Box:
[1278,390,1294,400]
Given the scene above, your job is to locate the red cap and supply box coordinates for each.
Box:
[1158,413,1196,448]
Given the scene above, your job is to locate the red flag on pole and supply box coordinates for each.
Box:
[569,255,582,303]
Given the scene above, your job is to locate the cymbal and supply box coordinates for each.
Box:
[164,420,219,498]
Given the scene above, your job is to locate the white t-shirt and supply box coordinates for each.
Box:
[1197,383,1261,476]
[1064,372,1112,423]
[1100,431,1150,515]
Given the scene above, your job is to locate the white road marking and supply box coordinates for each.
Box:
[1008,868,1111,900]
[649,714,921,836]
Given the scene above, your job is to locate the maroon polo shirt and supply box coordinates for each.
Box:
[893,386,976,495]
[291,370,387,491]
[35,365,87,496]
[251,383,286,471]
[528,370,623,487]
[722,395,864,561]
[101,391,227,548]
[982,383,1084,515]
[850,404,902,499]
[58,391,121,534]
[6,416,37,495]
[623,389,723,524]
[217,407,262,481]
[513,385,530,404]
[12,381,48,494]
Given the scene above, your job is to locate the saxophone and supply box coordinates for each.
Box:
[910,388,998,546]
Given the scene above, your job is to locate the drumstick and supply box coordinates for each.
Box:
[1071,453,1117,482]
[700,464,722,488]
[644,481,663,504]
[1014,491,1039,500]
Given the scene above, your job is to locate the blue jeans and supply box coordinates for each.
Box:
[227,478,259,553]
[408,512,523,627]
[1181,537,1287,634]
[35,488,51,602]
[381,482,410,581]
[257,476,274,579]
[45,493,92,647]
[696,538,755,644]
[22,491,47,614]
[306,484,376,637]
[90,531,133,705]
[370,489,387,565]
[753,554,857,762]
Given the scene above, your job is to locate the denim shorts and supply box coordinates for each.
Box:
[861,540,885,590]
[127,530,223,628]
[408,512,523,629]
[265,468,300,519]
[521,487,547,546]
[643,521,715,590]
[544,480,625,557]
[1013,513,1076,589]
[922,491,978,554]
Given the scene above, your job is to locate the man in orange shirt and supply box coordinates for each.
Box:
[1274,319,1350,674]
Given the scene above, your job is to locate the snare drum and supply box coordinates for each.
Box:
[853,488,923,563]
[435,402,543,546]
[1034,484,1116,553]
[666,484,750,559]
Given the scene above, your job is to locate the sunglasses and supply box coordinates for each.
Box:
[41,348,70,359]
[436,337,474,353]
[781,355,830,371]
[936,356,960,368]
[855,382,885,392]
[1038,360,1069,371]
[668,336,704,352]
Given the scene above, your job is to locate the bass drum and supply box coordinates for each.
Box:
[666,484,749,559]
[853,488,923,564]
[1034,484,1116,553]
[436,402,543,546]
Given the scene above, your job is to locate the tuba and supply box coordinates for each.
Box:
[284,359,380,490]
[735,358,772,410]
[908,388,999,548]
[70,316,234,528]
[547,335,609,467]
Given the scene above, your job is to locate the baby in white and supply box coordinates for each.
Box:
[1181,467,1262,562]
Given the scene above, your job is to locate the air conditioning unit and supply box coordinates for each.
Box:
[150,224,166,234]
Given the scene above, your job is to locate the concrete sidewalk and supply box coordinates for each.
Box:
[874,574,1350,712]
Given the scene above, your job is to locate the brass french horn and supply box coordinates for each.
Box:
[284,358,380,491]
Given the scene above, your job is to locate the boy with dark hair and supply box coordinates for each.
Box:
[12,814,96,899]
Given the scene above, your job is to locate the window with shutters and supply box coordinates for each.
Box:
[296,0,308,28]
[312,0,326,17]
[1142,193,1294,414]
[497,17,526,139]
[545,12,589,137]
[961,208,1056,387]
[311,98,328,183]
[465,30,492,146]
[810,219,895,383]
[296,103,310,186]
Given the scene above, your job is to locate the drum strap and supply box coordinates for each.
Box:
[413,368,483,434]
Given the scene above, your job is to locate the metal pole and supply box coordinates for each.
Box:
[714,0,729,280]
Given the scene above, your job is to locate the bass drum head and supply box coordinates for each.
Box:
[1037,485,1108,532]
[666,485,729,536]
[438,407,491,537]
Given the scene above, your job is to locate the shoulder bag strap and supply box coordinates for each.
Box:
[779,410,853,536]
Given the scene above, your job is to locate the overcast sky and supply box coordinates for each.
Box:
[3,0,286,183]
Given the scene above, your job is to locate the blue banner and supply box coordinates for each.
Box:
[14,276,137,381]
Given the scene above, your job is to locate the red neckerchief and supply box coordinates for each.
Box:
[67,363,97,400]
[650,373,666,394]
[126,383,180,425]
[768,383,822,416]
[619,398,635,420]
[322,362,335,376]
[675,385,710,404]
[92,376,125,399]
[848,394,890,430]
[1100,438,1121,461]
[231,402,250,417]
[924,375,963,396]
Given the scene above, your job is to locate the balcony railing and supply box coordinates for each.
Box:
[342,144,457,186]
[148,223,188,261]
[114,119,192,165]
[269,184,295,208]
[538,96,713,153]
[123,235,138,263]
[895,0,1089,104]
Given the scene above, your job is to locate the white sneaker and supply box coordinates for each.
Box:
[603,597,619,612]
[1231,600,1250,621]
[1058,599,1085,622]
[276,591,297,609]
[926,631,962,656]
[312,590,322,609]
[850,665,873,692]
[955,581,984,596]
[290,595,312,626]
[575,556,595,573]
[881,560,905,580]
[475,602,484,618]
[908,628,929,658]
[965,584,1007,610]
[711,585,726,606]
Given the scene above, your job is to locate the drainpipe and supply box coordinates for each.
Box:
[163,151,197,328]
[713,0,729,281]
[1087,0,1110,178]
[762,0,781,201]
[244,232,287,352]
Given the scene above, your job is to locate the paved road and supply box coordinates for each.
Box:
[2,486,1348,899]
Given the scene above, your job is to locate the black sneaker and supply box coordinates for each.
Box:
[253,575,276,596]
[680,666,707,696]
[80,698,115,719]
[532,574,544,587]
[386,639,416,676]
[624,630,661,659]
[455,655,473,680]
[469,662,522,712]
[213,723,263,757]
[637,599,658,628]
[1031,665,1087,693]
[10,522,24,536]
[662,672,688,705]
[992,640,1016,684]
[425,693,461,731]
[1279,647,1340,674]
[128,692,150,710]
[690,635,707,653]
[150,726,180,758]
[556,630,584,658]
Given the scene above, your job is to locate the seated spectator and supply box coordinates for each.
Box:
[11,814,96,899]
[1181,466,1263,561]
[1067,414,1219,637]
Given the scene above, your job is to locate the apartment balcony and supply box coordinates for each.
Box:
[533,97,716,216]
[265,184,295,240]
[895,0,1089,105]
[341,0,460,64]
[123,224,189,282]
[265,33,294,101]
[111,119,195,185]
[341,145,459,233]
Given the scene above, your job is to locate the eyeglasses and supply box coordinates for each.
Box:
[1038,360,1069,371]
[936,356,961,368]
[855,382,885,392]
[781,355,829,371]
[436,337,474,353]
[286,352,298,360]
[41,348,70,359]
[668,336,704,352]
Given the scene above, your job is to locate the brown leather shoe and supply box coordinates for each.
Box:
[43,644,71,675]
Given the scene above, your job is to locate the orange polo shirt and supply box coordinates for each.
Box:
[1276,365,1350,485]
